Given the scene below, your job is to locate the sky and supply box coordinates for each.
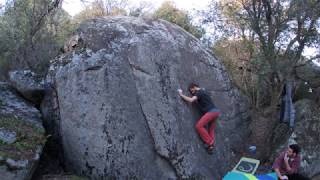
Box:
[0,0,211,15]
[62,0,211,16]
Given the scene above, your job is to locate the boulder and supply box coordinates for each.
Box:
[9,70,45,105]
[271,99,320,178]
[45,16,250,179]
[0,82,45,180]
[296,62,320,88]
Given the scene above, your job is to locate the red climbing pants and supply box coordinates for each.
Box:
[195,112,220,146]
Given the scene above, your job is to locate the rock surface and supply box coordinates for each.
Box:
[0,128,16,144]
[296,62,320,88]
[9,70,45,105]
[45,16,250,179]
[0,82,45,180]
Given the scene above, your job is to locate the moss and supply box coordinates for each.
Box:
[0,115,46,160]
[13,142,35,151]
[0,151,6,165]
[0,150,15,159]
[35,126,45,135]
[0,139,6,145]
[0,150,7,157]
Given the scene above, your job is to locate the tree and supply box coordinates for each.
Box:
[73,0,128,24]
[104,0,128,15]
[206,0,320,108]
[0,0,72,78]
[74,1,205,39]
[73,0,107,24]
[153,1,205,39]
[213,38,262,106]
[128,1,154,17]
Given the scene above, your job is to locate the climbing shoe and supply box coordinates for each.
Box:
[207,145,214,154]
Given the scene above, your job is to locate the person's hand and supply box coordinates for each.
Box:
[280,175,288,180]
[177,89,183,96]
[284,153,289,162]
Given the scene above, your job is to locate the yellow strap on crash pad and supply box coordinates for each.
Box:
[244,173,258,180]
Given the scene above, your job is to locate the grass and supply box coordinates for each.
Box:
[0,150,7,157]
[0,139,6,146]
[0,150,15,159]
[0,115,46,160]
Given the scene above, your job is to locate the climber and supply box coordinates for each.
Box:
[178,83,220,154]
[273,144,301,180]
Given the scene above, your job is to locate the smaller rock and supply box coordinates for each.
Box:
[0,82,45,179]
[0,128,16,144]
[64,34,81,52]
[8,70,45,105]
[6,159,28,170]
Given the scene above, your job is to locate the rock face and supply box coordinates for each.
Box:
[9,70,45,105]
[296,62,320,87]
[46,16,249,179]
[272,99,320,178]
[295,63,320,105]
[0,82,45,180]
[293,99,320,178]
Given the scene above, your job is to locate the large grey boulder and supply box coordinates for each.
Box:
[0,82,45,180]
[45,16,250,179]
[271,99,320,178]
[9,70,45,105]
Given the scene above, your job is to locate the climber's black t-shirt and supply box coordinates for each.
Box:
[194,89,217,114]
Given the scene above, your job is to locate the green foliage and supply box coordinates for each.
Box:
[153,1,204,39]
[72,0,128,25]
[206,0,320,108]
[13,141,34,151]
[0,0,29,74]
[0,151,7,157]
[0,139,5,146]
[72,0,107,25]
[0,150,14,161]
[0,0,72,77]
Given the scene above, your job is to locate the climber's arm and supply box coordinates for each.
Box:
[178,89,197,103]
